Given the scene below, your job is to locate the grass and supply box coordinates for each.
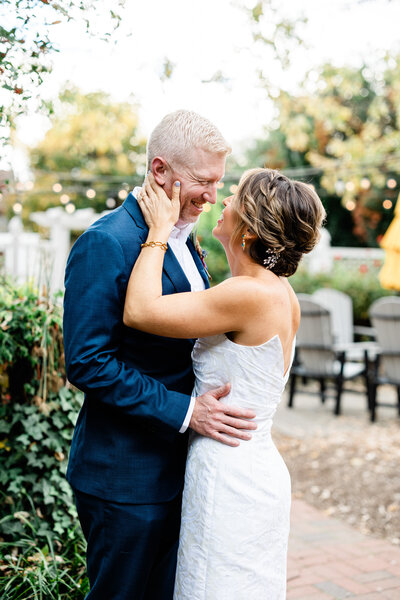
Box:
[0,527,89,600]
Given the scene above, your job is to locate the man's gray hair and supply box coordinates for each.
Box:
[147,109,231,169]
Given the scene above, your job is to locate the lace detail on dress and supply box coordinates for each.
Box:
[173,334,295,600]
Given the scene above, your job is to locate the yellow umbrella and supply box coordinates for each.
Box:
[379,192,400,290]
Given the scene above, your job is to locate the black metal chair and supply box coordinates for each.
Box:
[367,297,400,422]
[288,295,368,415]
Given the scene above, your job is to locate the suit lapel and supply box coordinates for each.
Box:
[122,192,146,230]
[163,247,191,293]
[123,193,185,293]
[123,193,209,293]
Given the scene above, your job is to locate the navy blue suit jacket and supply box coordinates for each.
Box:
[63,193,210,503]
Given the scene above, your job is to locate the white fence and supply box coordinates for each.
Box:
[0,208,109,294]
[0,216,54,293]
[329,246,384,270]
[303,245,385,276]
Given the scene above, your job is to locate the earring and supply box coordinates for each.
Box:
[242,234,246,251]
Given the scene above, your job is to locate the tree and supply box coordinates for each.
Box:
[198,1,307,100]
[0,0,124,142]
[9,87,146,219]
[240,57,400,247]
[246,0,307,72]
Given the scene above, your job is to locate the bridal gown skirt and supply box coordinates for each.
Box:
[173,334,294,600]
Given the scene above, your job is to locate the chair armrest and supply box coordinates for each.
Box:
[295,343,333,351]
[354,325,376,339]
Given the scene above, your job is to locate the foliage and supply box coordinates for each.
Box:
[246,1,307,73]
[246,57,400,247]
[9,87,146,219]
[229,133,359,248]
[0,524,88,599]
[0,278,87,597]
[289,264,395,324]
[0,0,124,142]
[197,1,307,97]
[196,194,230,285]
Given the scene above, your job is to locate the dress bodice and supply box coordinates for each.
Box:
[192,333,294,427]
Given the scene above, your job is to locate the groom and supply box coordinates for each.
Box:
[63,110,256,599]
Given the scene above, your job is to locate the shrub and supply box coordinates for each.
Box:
[290,264,396,324]
[0,278,88,599]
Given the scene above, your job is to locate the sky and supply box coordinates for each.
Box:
[4,0,400,176]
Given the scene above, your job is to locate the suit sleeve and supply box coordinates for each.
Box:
[63,229,191,431]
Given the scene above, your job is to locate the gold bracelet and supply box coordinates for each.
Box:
[140,241,168,252]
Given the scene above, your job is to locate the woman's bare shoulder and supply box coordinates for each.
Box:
[217,275,294,312]
[217,276,276,302]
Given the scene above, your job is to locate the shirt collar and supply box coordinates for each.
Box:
[133,186,195,243]
[169,222,195,242]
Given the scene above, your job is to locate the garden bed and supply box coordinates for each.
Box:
[275,423,400,545]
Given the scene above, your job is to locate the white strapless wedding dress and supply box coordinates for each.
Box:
[173,333,295,600]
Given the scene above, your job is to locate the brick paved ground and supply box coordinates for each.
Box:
[278,384,400,599]
[288,494,400,599]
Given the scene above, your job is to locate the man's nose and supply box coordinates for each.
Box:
[202,183,218,204]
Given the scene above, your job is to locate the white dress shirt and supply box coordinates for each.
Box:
[133,188,204,432]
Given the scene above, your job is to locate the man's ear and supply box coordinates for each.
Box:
[151,157,169,186]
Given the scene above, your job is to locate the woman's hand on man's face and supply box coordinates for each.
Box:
[138,172,181,232]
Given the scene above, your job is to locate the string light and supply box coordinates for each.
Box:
[118,190,128,200]
[53,183,62,193]
[387,178,397,189]
[65,203,76,214]
[229,184,238,194]
[345,181,355,192]
[60,194,70,205]
[13,202,23,214]
[106,198,116,208]
[360,178,371,190]
[345,200,356,211]
[335,180,345,195]
[86,189,96,199]
[383,199,393,209]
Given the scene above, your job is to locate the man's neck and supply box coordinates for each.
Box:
[174,219,195,230]
[172,220,196,236]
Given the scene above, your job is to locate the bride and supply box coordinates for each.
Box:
[123,168,325,599]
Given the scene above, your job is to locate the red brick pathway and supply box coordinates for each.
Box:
[288,499,400,599]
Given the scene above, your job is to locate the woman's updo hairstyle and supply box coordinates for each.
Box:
[231,168,326,277]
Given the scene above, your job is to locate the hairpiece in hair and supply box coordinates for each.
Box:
[263,248,280,270]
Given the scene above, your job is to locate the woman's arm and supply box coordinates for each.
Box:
[124,273,262,338]
[123,175,262,338]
